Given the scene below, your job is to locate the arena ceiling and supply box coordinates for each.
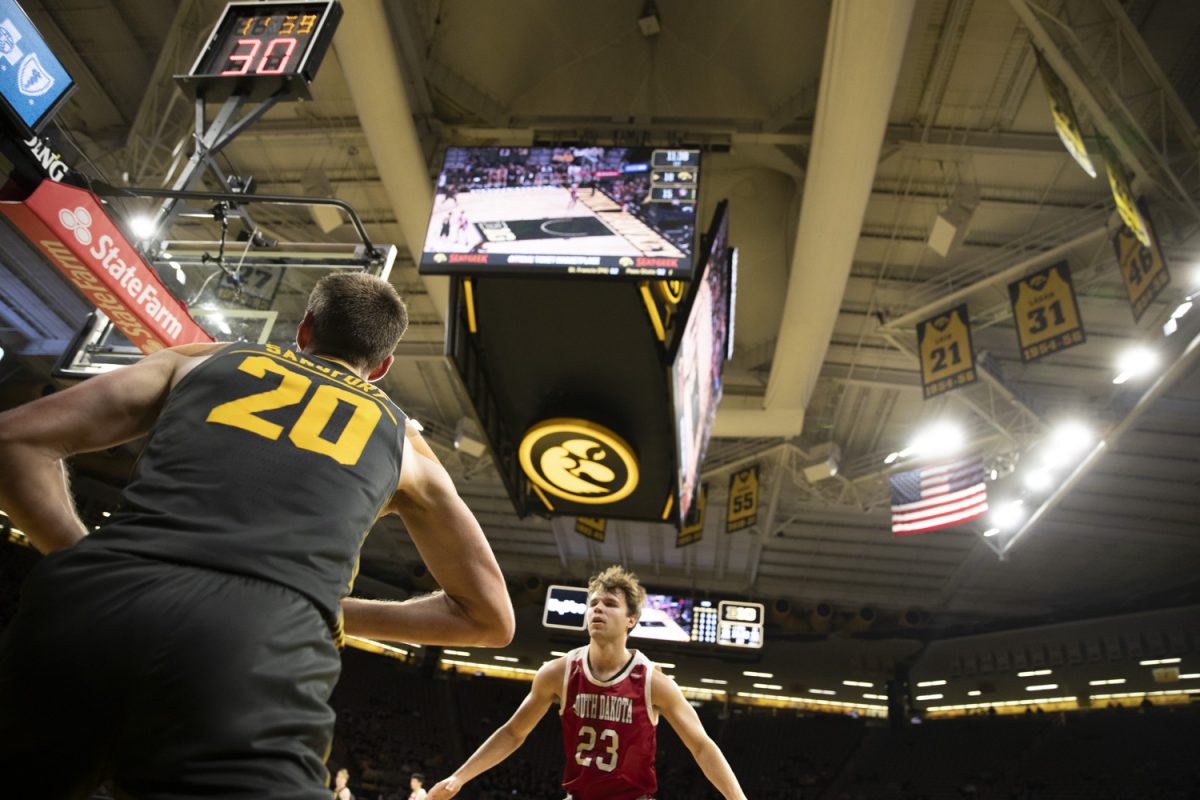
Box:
[3,0,1200,640]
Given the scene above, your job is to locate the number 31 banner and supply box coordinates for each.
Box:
[1008,261,1086,363]
[917,304,978,399]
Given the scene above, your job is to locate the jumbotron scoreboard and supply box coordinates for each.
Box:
[542,586,765,650]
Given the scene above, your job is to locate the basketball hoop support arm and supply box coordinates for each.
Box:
[92,183,385,263]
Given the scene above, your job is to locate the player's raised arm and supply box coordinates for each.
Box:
[428,658,565,800]
[341,420,515,647]
[654,668,748,800]
[0,344,222,553]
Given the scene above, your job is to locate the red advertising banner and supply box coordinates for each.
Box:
[0,179,211,353]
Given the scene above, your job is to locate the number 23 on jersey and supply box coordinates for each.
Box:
[576,725,620,772]
[206,355,382,465]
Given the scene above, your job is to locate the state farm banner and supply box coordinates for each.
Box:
[0,179,211,353]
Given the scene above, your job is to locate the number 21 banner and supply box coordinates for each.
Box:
[1008,260,1086,363]
[916,304,978,399]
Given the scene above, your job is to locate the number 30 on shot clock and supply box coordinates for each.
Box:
[178,1,343,102]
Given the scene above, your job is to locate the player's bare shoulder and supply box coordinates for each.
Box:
[164,342,233,389]
[533,655,568,705]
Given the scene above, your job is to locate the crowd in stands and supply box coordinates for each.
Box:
[2,545,1197,800]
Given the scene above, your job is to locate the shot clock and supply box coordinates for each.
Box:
[177,1,343,102]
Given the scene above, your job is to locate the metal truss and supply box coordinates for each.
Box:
[1007,0,1200,224]
[122,0,211,187]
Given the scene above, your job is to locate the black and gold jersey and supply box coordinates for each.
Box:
[87,342,406,635]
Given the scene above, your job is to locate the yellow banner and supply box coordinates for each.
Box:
[1008,261,1086,363]
[916,304,978,399]
[676,484,707,547]
[1035,53,1096,179]
[574,517,606,542]
[726,466,759,533]
[1111,200,1171,322]
[1099,137,1151,248]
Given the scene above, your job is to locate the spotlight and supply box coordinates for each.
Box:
[1041,421,1093,468]
[1023,468,1053,493]
[128,214,157,240]
[908,421,966,459]
[991,500,1024,530]
[982,527,1000,537]
[1113,346,1159,384]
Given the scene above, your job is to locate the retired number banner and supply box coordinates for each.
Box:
[917,304,977,399]
[676,484,707,547]
[1008,261,1086,363]
[726,467,759,533]
[1036,53,1096,178]
[1098,137,1152,249]
[574,517,606,542]
[1111,199,1171,322]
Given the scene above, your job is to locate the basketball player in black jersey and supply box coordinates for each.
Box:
[0,273,514,799]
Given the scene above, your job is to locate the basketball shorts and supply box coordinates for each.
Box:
[0,545,341,799]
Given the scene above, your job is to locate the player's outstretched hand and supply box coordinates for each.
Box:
[427,776,463,799]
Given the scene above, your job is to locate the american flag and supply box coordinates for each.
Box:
[890,456,988,535]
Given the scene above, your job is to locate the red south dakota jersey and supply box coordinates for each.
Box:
[559,647,659,800]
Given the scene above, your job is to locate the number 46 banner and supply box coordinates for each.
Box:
[1008,261,1086,363]
[916,304,978,400]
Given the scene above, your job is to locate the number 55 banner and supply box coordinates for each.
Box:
[1008,261,1086,363]
[916,304,978,400]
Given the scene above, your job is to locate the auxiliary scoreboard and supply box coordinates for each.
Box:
[717,600,764,649]
[177,0,343,101]
[543,587,764,649]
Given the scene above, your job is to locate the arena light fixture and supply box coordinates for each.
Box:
[550,650,568,657]
[128,213,157,240]
[700,678,728,685]
[967,690,982,696]
[1017,669,1052,677]
[743,670,774,678]
[493,655,519,663]
[1139,658,1181,666]
[1023,468,1054,493]
[1113,346,1159,384]
[843,680,874,688]
[1043,421,1093,467]
[908,421,966,460]
[1025,684,1059,691]
[991,500,1024,530]
[753,683,782,690]
[1089,679,1126,686]
[1179,673,1200,679]
[444,649,471,657]
[982,528,1000,537]
[809,688,836,696]
[657,662,676,669]
[915,693,944,701]
[863,693,887,700]
[916,679,947,687]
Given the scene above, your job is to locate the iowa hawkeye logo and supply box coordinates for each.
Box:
[519,419,638,505]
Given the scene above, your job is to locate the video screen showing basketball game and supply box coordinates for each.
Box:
[419,146,700,279]
[672,204,733,521]
[631,593,695,643]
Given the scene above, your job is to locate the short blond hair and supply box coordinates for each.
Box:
[588,565,646,621]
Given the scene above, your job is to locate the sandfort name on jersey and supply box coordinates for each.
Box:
[572,692,635,725]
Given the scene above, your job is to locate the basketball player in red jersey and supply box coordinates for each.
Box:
[428,566,747,800]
